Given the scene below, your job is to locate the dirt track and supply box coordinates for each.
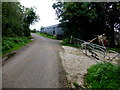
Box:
[3,33,66,88]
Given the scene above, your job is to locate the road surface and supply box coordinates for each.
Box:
[3,33,67,88]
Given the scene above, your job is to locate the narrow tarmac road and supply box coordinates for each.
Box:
[3,33,66,88]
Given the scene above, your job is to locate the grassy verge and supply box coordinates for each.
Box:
[36,33,56,39]
[84,62,120,88]
[2,37,32,55]
[107,47,120,53]
[60,38,79,48]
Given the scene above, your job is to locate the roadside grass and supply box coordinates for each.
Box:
[107,47,120,53]
[73,82,80,88]
[60,38,79,48]
[36,33,56,39]
[2,37,32,55]
[84,62,120,88]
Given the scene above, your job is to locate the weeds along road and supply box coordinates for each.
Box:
[3,33,66,88]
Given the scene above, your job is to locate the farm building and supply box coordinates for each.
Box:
[40,24,64,39]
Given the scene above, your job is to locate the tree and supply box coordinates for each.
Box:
[53,2,120,46]
[53,2,98,40]
[31,29,36,33]
[2,2,23,36]
[22,7,39,36]
[2,2,39,37]
[90,2,120,46]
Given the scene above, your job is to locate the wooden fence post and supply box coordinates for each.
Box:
[70,36,72,44]
[118,54,120,65]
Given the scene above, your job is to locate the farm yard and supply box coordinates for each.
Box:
[59,45,119,88]
[2,1,120,89]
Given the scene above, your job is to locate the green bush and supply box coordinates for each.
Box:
[2,40,13,51]
[60,38,79,48]
[61,38,70,45]
[85,62,120,88]
[2,37,31,54]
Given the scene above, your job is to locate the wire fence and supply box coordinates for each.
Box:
[70,37,120,63]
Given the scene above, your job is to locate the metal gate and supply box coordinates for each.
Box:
[71,37,119,63]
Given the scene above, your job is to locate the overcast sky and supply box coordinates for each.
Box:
[20,0,59,30]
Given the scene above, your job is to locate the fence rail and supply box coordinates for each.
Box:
[71,37,119,63]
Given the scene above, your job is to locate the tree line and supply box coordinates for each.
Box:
[52,2,120,46]
[2,2,39,37]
